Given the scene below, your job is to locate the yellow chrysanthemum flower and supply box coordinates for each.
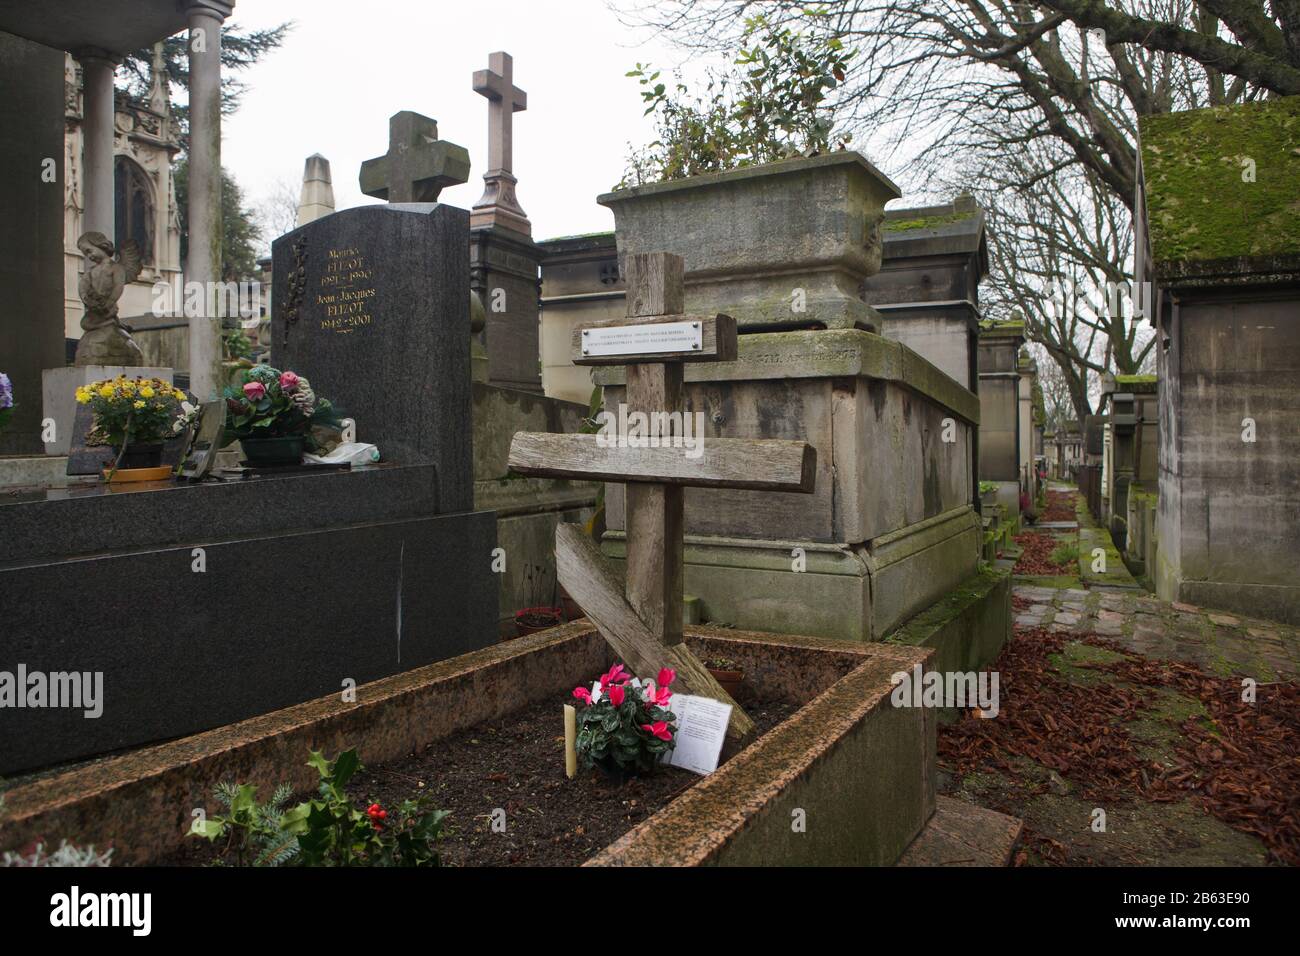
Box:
[140,386,155,398]
[98,385,115,398]
[133,400,146,409]
[75,387,91,404]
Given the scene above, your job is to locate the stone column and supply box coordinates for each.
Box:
[296,153,335,227]
[77,50,117,238]
[185,1,232,401]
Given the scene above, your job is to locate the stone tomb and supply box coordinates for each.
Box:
[976,321,1026,522]
[595,332,980,642]
[861,194,989,391]
[1137,97,1300,624]
[599,153,899,332]
[595,155,984,643]
[1108,376,1159,577]
[537,232,624,404]
[0,202,497,776]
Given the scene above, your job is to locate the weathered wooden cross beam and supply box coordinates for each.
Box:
[507,252,816,744]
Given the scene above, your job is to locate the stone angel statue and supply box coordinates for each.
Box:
[74,230,146,367]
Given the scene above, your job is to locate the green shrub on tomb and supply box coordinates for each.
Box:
[190,747,448,867]
[619,15,852,186]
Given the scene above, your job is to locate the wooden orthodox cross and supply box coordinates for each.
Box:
[508,252,816,743]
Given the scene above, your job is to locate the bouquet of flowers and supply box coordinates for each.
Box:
[0,372,12,434]
[222,365,341,448]
[572,664,678,775]
[75,375,189,449]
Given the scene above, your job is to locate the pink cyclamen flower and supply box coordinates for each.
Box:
[279,371,300,391]
[600,664,630,689]
[242,381,266,401]
[657,667,676,688]
[572,687,592,705]
[608,684,625,707]
[641,721,672,741]
[643,681,671,707]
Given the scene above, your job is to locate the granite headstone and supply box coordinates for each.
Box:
[271,203,473,512]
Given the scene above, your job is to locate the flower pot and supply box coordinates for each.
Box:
[111,442,164,470]
[240,434,306,467]
[514,606,563,637]
[101,464,173,484]
[707,667,744,698]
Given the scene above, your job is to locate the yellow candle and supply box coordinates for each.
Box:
[564,704,578,779]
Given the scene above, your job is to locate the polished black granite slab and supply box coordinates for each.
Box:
[0,508,497,774]
[0,463,441,566]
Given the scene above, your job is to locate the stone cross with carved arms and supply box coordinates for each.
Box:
[359,110,470,203]
[471,51,530,235]
[507,252,817,744]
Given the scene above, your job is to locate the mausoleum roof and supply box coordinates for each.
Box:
[979,319,1025,340]
[1139,96,1300,287]
[538,232,617,254]
[598,151,902,206]
[1115,374,1158,394]
[882,196,987,263]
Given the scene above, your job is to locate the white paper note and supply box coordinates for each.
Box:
[664,694,732,775]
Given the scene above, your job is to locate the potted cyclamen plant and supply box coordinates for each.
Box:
[571,664,678,781]
[74,375,192,480]
[223,365,342,467]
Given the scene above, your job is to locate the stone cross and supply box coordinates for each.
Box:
[359,110,470,204]
[508,253,817,744]
[471,51,530,234]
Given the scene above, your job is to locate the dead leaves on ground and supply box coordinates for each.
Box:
[939,627,1300,865]
[1012,532,1073,575]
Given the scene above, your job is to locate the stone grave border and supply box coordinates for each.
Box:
[0,623,934,867]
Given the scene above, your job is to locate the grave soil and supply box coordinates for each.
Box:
[164,689,795,867]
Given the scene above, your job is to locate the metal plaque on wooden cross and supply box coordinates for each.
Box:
[359,110,471,203]
[507,252,816,744]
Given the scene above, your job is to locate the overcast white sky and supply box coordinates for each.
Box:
[220,0,735,243]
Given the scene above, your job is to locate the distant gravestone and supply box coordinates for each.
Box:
[271,202,474,513]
